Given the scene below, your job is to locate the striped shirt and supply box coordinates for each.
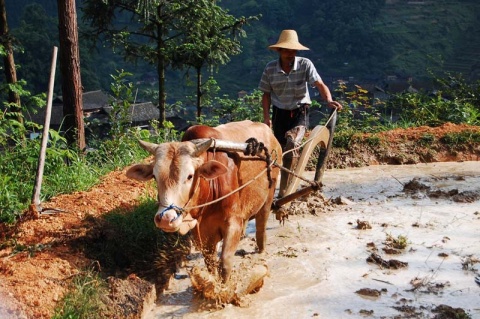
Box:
[258,56,321,110]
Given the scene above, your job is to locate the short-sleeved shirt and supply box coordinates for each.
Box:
[258,56,321,110]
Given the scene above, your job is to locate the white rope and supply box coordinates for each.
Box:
[183,151,279,211]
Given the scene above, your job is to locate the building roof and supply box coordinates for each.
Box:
[82,90,110,111]
[128,102,159,122]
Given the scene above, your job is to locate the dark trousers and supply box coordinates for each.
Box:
[272,104,310,147]
[272,104,310,197]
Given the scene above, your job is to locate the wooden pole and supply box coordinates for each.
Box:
[30,46,58,217]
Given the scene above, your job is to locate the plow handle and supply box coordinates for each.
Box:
[314,108,337,183]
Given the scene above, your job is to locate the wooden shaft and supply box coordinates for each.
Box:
[31,46,58,207]
[272,184,320,209]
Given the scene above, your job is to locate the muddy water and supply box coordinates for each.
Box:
[146,161,480,319]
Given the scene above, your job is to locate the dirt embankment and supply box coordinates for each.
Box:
[329,122,480,168]
[0,123,479,319]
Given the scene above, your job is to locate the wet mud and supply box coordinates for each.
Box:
[146,161,480,319]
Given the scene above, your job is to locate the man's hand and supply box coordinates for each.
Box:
[327,100,343,110]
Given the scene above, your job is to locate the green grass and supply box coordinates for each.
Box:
[83,197,191,283]
[53,197,191,317]
[441,130,480,146]
[0,133,151,225]
[418,133,436,146]
[52,269,111,319]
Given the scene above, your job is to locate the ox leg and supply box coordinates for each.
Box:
[255,193,274,253]
[219,218,243,282]
[201,236,221,277]
[193,222,221,277]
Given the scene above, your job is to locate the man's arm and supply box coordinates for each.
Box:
[262,92,272,127]
[314,80,342,110]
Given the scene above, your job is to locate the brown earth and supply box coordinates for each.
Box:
[0,122,479,319]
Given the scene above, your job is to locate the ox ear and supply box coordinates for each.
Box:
[198,160,228,180]
[126,164,154,182]
[138,140,159,155]
[190,138,213,157]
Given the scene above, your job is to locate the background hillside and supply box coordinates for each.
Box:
[4,0,480,101]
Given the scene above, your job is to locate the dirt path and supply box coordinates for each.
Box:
[147,161,480,319]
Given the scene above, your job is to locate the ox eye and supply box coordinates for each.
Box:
[187,174,194,181]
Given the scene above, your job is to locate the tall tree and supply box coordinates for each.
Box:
[171,5,258,117]
[57,0,85,150]
[82,0,256,126]
[0,0,22,123]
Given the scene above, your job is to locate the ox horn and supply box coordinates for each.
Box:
[138,140,159,154]
[191,138,213,157]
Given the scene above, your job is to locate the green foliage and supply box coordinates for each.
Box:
[5,0,480,102]
[188,78,263,125]
[52,269,110,319]
[365,135,381,147]
[81,0,259,120]
[108,70,135,139]
[387,73,480,126]
[332,129,355,149]
[0,75,47,223]
[0,127,153,224]
[213,89,264,123]
[334,82,384,134]
[199,76,221,112]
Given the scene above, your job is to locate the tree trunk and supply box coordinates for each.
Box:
[157,54,166,127]
[156,6,166,128]
[196,67,202,118]
[0,0,22,123]
[57,0,85,151]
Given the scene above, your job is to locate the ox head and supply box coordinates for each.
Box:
[126,139,228,234]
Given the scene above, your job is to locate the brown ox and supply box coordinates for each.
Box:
[126,120,281,281]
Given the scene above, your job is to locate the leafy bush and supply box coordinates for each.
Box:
[386,73,480,126]
[334,82,386,134]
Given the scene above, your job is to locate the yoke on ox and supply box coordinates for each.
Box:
[126,121,282,283]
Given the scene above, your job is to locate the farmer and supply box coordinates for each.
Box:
[258,29,342,197]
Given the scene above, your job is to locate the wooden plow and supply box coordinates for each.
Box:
[199,108,338,210]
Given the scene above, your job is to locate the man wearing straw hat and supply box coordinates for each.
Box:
[258,29,342,197]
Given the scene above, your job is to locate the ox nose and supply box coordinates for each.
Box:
[154,212,164,225]
[154,205,183,231]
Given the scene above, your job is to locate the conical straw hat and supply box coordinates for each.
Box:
[268,30,309,51]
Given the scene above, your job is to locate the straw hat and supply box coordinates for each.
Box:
[268,30,310,51]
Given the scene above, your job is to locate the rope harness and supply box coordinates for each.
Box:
[161,137,277,223]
